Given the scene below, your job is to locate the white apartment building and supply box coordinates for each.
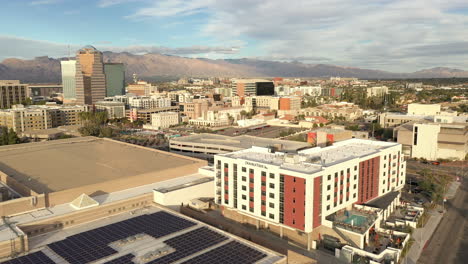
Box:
[215,139,405,245]
[128,96,171,109]
[366,86,388,97]
[275,86,322,97]
[143,111,179,130]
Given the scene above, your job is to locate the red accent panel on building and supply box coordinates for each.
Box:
[249,192,254,197]
[261,186,266,191]
[357,156,380,204]
[249,202,254,208]
[249,183,254,188]
[313,176,322,228]
[283,175,306,230]
[261,195,266,201]
[261,205,266,211]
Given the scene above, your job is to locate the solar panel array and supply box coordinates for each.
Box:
[48,211,196,264]
[147,227,227,264]
[103,254,135,264]
[1,251,55,264]
[182,241,267,264]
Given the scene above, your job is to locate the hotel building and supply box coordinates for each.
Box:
[214,139,406,248]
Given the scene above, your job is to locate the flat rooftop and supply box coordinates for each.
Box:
[171,133,310,151]
[6,206,284,264]
[223,139,398,174]
[0,137,201,193]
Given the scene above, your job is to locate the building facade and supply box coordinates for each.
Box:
[94,101,126,119]
[279,97,301,111]
[0,104,88,133]
[61,60,77,100]
[214,139,405,237]
[232,79,275,97]
[104,63,125,97]
[145,111,179,130]
[75,46,106,105]
[0,80,29,109]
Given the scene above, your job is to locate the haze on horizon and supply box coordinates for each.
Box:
[1,0,467,72]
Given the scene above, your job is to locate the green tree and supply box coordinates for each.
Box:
[7,128,19,145]
[0,127,8,145]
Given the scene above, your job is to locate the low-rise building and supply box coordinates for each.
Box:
[127,106,180,123]
[407,103,441,116]
[279,97,301,111]
[366,86,388,97]
[395,121,467,160]
[0,104,88,133]
[143,111,179,130]
[128,95,171,109]
[126,81,158,96]
[94,101,126,119]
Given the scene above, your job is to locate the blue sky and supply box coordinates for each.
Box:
[1,0,468,72]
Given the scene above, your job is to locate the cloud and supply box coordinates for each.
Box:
[125,0,468,71]
[30,0,62,5]
[0,35,240,61]
[97,0,140,8]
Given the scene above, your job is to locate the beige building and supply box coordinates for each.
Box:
[0,104,88,133]
[180,99,209,119]
[94,101,126,119]
[127,106,179,123]
[282,103,363,121]
[395,121,467,160]
[407,103,441,116]
[143,111,179,130]
[0,80,29,109]
[75,46,106,105]
[366,86,388,97]
[378,113,427,128]
[126,81,158,96]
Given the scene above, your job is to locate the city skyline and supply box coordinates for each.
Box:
[0,0,467,72]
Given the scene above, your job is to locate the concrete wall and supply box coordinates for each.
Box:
[153,180,214,209]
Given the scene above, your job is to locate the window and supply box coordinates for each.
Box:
[335,172,338,178]
[292,219,296,225]
[293,208,296,213]
[261,181,266,186]
[293,178,296,182]
[327,195,330,201]
[242,195,246,200]
[261,200,266,205]
[242,167,246,172]
[354,165,357,171]
[327,174,331,180]
[242,186,247,191]
[249,178,254,183]
[249,188,254,192]
[269,203,274,208]
[353,184,357,189]
[261,191,266,196]
[327,185,331,191]
[269,214,274,219]
[249,197,254,202]
[261,171,266,176]
[242,205,246,210]
[353,193,356,198]
[293,198,296,203]
[334,202,337,207]
[326,205,330,210]
[249,207,254,212]
[249,169,254,174]
[269,173,275,179]
[269,193,275,198]
[242,176,247,182]
[261,211,266,216]
[269,183,275,188]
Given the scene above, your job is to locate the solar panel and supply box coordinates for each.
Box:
[182,241,267,264]
[103,254,135,264]
[146,227,228,264]
[1,251,55,264]
[48,211,196,263]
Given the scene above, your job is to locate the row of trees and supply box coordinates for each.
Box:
[0,127,20,146]
[78,111,114,138]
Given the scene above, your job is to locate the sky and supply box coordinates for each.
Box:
[1,0,468,72]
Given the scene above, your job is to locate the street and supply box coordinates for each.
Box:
[417,177,467,264]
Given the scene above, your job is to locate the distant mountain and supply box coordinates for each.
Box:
[1,52,467,83]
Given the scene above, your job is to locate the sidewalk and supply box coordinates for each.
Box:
[402,207,443,264]
[403,181,460,264]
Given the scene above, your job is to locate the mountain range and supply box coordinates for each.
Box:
[1,52,468,83]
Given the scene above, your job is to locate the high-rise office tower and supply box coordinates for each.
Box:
[75,46,106,105]
[104,63,125,97]
[61,60,77,100]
